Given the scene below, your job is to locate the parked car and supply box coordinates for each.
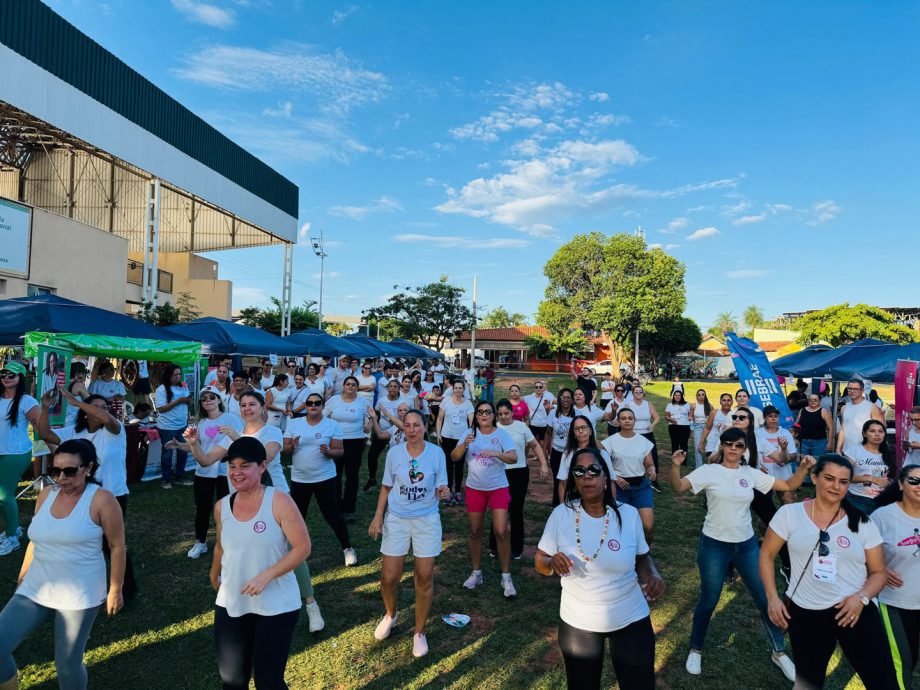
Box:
[588,359,615,375]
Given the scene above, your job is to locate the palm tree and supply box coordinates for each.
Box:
[742,305,765,336]
[712,311,739,335]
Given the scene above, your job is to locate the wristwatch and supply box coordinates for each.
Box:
[859,595,870,606]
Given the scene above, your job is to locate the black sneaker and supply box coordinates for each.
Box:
[363,480,377,493]
[511,552,523,561]
[651,481,662,494]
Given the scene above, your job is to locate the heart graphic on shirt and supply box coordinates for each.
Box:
[204,426,219,439]
[409,469,424,484]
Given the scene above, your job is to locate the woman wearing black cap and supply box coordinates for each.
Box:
[210,437,311,690]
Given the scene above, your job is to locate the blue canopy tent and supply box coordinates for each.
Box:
[0,294,195,345]
[284,329,368,358]
[377,339,424,358]
[342,334,394,357]
[770,339,891,378]
[169,317,306,356]
[770,344,833,376]
[826,343,920,384]
[388,338,445,360]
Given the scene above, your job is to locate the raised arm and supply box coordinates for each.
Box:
[668,449,693,493]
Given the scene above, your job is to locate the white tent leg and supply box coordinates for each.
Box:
[281,242,293,336]
[142,178,161,306]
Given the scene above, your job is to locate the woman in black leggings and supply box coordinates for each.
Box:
[536,447,665,689]
[435,380,474,505]
[284,393,356,567]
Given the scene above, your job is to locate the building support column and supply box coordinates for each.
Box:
[141,178,161,306]
[281,242,293,336]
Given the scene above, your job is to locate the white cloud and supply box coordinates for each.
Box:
[733,213,768,226]
[725,269,774,279]
[665,243,680,250]
[171,0,235,28]
[450,111,545,142]
[660,217,689,234]
[331,5,358,24]
[297,222,312,246]
[687,226,720,241]
[329,196,403,220]
[589,92,610,102]
[174,43,388,115]
[393,234,530,249]
[721,200,752,216]
[312,271,340,279]
[262,101,293,118]
[808,200,840,225]
[232,286,268,306]
[655,116,681,128]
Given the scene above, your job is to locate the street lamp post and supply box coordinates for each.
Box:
[310,229,327,331]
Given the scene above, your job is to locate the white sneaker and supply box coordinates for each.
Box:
[187,542,208,559]
[686,651,702,675]
[463,570,483,590]
[374,613,397,641]
[501,575,517,599]
[772,652,796,682]
[412,632,429,658]
[344,547,358,567]
[305,601,325,633]
[0,535,20,557]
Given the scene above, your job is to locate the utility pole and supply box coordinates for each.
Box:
[635,329,640,373]
[470,274,477,367]
[310,229,326,331]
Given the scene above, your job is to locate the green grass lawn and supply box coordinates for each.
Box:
[0,376,902,688]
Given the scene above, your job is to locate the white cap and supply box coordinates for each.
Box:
[199,385,223,398]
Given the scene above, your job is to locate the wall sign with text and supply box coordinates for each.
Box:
[0,197,31,278]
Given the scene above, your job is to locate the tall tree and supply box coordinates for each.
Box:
[796,303,918,347]
[237,298,319,335]
[742,305,765,336]
[538,232,686,363]
[363,276,474,351]
[712,311,739,336]
[175,292,202,323]
[643,316,703,371]
[480,307,529,329]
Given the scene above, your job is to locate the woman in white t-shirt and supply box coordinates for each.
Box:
[264,374,292,432]
[284,393,355,569]
[355,362,377,405]
[671,427,810,680]
[323,377,371,518]
[536,447,665,689]
[761,455,897,689]
[572,388,605,428]
[623,386,661,491]
[87,361,127,405]
[523,380,555,443]
[689,389,712,469]
[209,437,310,688]
[843,419,896,516]
[870,464,920,687]
[664,389,692,456]
[544,387,576,508]
[450,401,518,597]
[435,380,475,504]
[0,361,41,557]
[601,408,656,543]
[176,386,243,560]
[368,410,449,658]
[493,399,548,560]
[698,393,734,458]
[555,416,615,505]
[154,364,191,489]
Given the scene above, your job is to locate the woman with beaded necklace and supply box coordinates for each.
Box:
[536,447,664,689]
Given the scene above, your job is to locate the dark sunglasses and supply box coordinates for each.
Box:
[722,440,747,450]
[304,400,323,407]
[0,372,18,379]
[818,530,830,557]
[200,395,218,401]
[614,388,625,392]
[731,414,749,421]
[904,476,920,486]
[50,466,82,478]
[572,464,604,478]
[475,409,493,416]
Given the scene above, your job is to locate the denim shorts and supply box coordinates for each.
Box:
[618,477,654,510]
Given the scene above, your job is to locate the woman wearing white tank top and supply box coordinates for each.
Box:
[210,437,310,690]
[0,439,125,690]
[699,394,734,458]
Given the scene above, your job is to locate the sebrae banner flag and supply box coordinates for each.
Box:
[725,332,795,429]
[894,359,917,470]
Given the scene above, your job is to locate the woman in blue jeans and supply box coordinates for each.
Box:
[794,393,833,466]
[669,427,814,682]
[154,363,191,489]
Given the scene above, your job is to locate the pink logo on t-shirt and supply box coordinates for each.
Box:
[607,539,621,551]
[739,479,749,488]
[836,536,851,548]
[205,426,219,439]
[253,521,266,534]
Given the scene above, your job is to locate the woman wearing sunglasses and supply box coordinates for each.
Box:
[174,386,243,560]
[284,394,355,569]
[671,427,812,680]
[0,439,125,689]
[760,455,898,688]
[871,464,920,688]
[37,389,138,599]
[545,388,577,507]
[523,380,555,444]
[536,447,665,689]
[0,362,41,557]
[843,419,896,516]
[369,409,449,658]
[555,415,615,505]
[451,401,518,597]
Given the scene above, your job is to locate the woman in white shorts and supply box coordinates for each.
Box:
[368,409,449,658]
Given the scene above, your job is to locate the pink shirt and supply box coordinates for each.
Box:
[512,400,529,422]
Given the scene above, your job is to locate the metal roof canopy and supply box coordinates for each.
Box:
[0,0,298,252]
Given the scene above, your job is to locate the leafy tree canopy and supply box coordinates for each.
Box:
[364,276,473,351]
[539,232,686,348]
[237,298,319,336]
[711,311,739,337]
[644,316,703,369]
[138,291,200,326]
[742,305,765,335]
[480,307,529,329]
[796,303,918,347]
[524,332,591,360]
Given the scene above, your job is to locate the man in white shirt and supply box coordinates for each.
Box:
[836,378,885,453]
[430,359,446,385]
[330,356,352,396]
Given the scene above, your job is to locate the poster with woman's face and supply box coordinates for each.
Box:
[37,345,71,425]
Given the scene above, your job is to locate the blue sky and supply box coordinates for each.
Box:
[49,0,920,331]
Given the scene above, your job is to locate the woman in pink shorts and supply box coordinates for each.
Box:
[451,400,519,598]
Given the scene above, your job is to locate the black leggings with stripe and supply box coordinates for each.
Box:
[880,603,920,690]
